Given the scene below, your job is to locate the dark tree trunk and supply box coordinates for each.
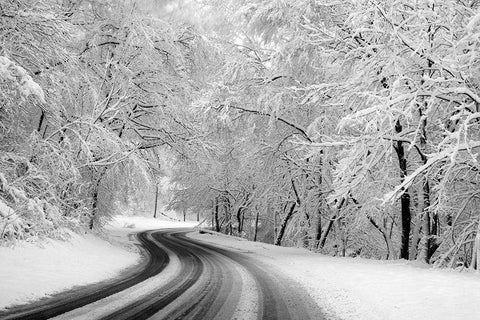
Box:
[315,153,324,249]
[274,202,296,246]
[315,210,322,249]
[318,199,345,249]
[236,207,243,233]
[416,54,440,262]
[410,213,422,260]
[153,184,159,218]
[37,110,45,132]
[420,180,433,261]
[89,189,98,230]
[221,195,232,235]
[395,119,411,260]
[253,208,260,242]
[211,200,214,229]
[214,197,220,232]
[318,215,335,249]
[420,126,439,261]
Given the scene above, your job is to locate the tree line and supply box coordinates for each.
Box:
[2,0,480,270]
[0,0,200,239]
[170,0,480,269]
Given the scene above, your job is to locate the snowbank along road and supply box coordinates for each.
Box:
[0,229,324,320]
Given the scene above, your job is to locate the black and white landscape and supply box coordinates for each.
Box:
[1,0,480,319]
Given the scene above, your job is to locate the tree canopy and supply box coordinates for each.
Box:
[2,0,480,269]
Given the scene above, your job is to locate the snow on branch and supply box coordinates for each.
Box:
[466,11,480,33]
[0,173,27,239]
[0,56,46,103]
[384,141,480,203]
[0,198,24,239]
[226,105,312,142]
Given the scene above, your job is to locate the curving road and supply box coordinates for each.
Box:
[0,229,324,320]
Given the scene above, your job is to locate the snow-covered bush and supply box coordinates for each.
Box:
[0,134,91,242]
[0,56,46,104]
[0,198,26,240]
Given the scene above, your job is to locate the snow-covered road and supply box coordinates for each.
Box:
[189,230,480,320]
[1,229,323,320]
[2,215,480,319]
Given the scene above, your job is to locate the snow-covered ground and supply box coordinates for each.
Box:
[2,214,480,320]
[0,231,138,309]
[108,215,198,232]
[189,230,480,320]
[0,215,196,310]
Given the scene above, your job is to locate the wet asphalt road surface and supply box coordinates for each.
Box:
[0,229,324,320]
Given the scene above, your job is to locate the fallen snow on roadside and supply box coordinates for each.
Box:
[0,232,139,310]
[188,230,480,320]
[0,215,197,310]
[108,215,198,231]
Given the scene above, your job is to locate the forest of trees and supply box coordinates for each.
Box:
[2,0,480,270]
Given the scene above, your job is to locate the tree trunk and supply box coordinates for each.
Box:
[253,207,259,242]
[384,231,395,260]
[241,213,245,235]
[409,215,422,260]
[318,213,336,249]
[395,119,411,260]
[211,200,214,229]
[415,65,439,262]
[222,195,232,235]
[153,184,159,218]
[399,181,411,259]
[314,153,325,249]
[214,197,220,232]
[89,189,98,230]
[368,216,395,260]
[273,207,277,243]
[89,167,107,230]
[410,187,424,260]
[470,222,480,271]
[236,207,243,233]
[315,206,322,249]
[417,181,433,263]
[318,199,345,249]
[274,202,296,246]
[37,110,45,133]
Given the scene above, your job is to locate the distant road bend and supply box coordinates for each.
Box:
[0,229,324,320]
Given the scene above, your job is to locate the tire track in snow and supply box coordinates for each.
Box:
[0,231,170,320]
[1,229,324,320]
[51,231,182,320]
